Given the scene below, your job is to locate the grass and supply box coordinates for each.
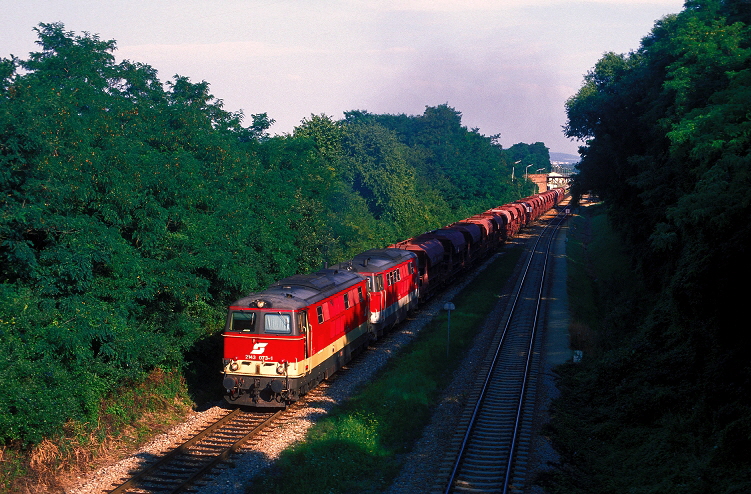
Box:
[250,245,525,494]
[565,202,636,356]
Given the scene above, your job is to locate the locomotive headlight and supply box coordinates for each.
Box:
[229,360,240,372]
[276,363,285,375]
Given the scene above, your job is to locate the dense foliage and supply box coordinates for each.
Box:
[551,0,751,490]
[0,23,541,446]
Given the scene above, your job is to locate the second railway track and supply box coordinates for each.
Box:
[437,207,567,493]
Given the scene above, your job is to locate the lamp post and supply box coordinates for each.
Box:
[525,163,532,180]
[443,302,455,358]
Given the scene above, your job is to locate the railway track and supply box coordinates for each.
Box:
[106,377,339,494]
[436,208,567,493]
[107,406,282,493]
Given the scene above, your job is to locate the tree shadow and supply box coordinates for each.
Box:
[182,330,225,407]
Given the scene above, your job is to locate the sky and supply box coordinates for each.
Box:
[1,0,687,155]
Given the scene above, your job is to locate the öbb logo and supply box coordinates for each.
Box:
[250,343,268,355]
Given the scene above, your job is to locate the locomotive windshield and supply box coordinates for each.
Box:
[226,310,294,334]
[264,313,292,334]
[228,311,257,333]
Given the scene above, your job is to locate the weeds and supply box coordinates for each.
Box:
[0,368,193,493]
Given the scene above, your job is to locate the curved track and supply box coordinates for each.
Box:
[439,208,566,493]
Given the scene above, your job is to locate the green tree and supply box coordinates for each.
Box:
[0,23,305,443]
[553,1,751,490]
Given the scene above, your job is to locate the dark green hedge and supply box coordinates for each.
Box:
[550,1,751,491]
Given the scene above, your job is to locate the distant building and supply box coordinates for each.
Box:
[528,173,548,193]
[528,172,571,193]
[547,172,570,190]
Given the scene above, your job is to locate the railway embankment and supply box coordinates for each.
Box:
[539,202,751,492]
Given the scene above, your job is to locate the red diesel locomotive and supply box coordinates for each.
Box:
[222,187,565,407]
[223,268,369,406]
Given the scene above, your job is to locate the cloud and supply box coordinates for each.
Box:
[119,40,328,62]
[372,0,685,11]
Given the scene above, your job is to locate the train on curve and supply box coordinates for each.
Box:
[222,187,566,407]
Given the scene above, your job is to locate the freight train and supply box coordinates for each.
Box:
[222,187,566,407]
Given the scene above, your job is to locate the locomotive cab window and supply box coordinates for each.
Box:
[228,311,256,333]
[378,274,384,290]
[264,312,292,334]
[299,311,309,334]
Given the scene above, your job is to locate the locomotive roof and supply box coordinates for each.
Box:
[330,248,416,274]
[230,268,364,310]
